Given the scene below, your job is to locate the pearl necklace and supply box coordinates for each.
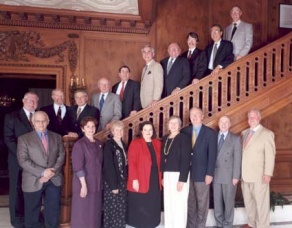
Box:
[163,134,177,155]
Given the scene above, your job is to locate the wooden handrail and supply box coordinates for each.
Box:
[95,31,292,143]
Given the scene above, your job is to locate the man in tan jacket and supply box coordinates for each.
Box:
[140,44,163,108]
[241,109,276,228]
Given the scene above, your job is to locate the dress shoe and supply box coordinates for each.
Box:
[240,224,253,228]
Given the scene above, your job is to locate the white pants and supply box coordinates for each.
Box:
[163,172,189,228]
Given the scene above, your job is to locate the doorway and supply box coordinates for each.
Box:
[0,74,56,195]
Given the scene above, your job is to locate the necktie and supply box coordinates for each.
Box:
[41,132,48,154]
[212,44,218,68]
[29,112,33,126]
[142,65,148,81]
[244,130,254,148]
[99,94,105,111]
[218,133,225,152]
[76,107,82,119]
[230,23,237,40]
[167,58,174,75]
[187,50,192,59]
[192,130,197,148]
[57,106,62,124]
[120,82,125,101]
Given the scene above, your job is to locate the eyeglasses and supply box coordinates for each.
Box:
[25,98,38,104]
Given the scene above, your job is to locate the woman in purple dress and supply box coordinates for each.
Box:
[70,116,103,228]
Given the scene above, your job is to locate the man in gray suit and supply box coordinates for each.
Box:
[92,77,122,131]
[17,111,65,228]
[213,115,242,228]
[224,5,253,60]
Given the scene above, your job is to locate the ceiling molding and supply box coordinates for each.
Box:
[0,0,156,34]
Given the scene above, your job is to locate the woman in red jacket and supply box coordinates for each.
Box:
[127,121,162,228]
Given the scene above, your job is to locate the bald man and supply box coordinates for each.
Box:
[17,111,65,228]
[91,77,122,131]
[213,116,242,228]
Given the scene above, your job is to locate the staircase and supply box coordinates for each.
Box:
[95,32,292,143]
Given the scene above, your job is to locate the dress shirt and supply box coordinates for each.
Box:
[53,103,66,119]
[77,104,87,113]
[23,108,35,121]
[208,39,222,70]
[36,130,48,141]
[192,124,202,137]
[188,48,196,55]
[116,80,128,95]
[100,92,109,101]
[233,20,241,26]
[218,131,228,143]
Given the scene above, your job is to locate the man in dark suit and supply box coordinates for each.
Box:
[69,89,100,137]
[213,115,242,228]
[3,91,39,228]
[160,42,190,98]
[206,24,234,76]
[181,32,207,84]
[181,107,217,228]
[91,77,122,131]
[112,65,141,119]
[40,89,77,137]
[17,111,65,228]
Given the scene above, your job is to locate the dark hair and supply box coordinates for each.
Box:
[80,116,98,128]
[211,24,223,32]
[186,32,199,42]
[119,65,131,73]
[138,121,157,139]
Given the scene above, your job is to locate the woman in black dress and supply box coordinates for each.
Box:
[127,121,162,228]
[103,120,127,228]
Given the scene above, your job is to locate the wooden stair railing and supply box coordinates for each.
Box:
[95,31,292,143]
[60,32,292,225]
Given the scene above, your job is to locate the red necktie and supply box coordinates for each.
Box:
[41,132,48,154]
[187,50,192,59]
[244,130,254,148]
[120,82,125,101]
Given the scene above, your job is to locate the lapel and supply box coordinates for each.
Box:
[19,109,33,131]
[245,125,263,148]
[218,132,230,155]
[169,57,179,74]
[124,80,131,98]
[215,41,224,61]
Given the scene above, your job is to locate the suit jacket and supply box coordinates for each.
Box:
[40,104,73,136]
[213,132,242,184]
[112,79,142,118]
[17,130,65,192]
[181,124,217,182]
[91,92,122,131]
[4,109,34,169]
[224,21,253,58]
[127,138,162,193]
[181,49,208,80]
[140,60,164,108]
[161,132,191,182]
[206,39,234,70]
[241,125,275,183]
[69,104,100,137]
[160,56,190,98]
[103,138,127,190]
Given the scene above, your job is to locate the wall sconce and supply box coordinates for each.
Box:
[69,76,86,105]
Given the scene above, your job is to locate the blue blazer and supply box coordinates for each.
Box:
[181,124,217,182]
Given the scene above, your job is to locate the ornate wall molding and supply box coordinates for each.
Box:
[0,30,77,75]
[0,1,154,34]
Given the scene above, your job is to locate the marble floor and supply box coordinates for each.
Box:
[1,207,292,228]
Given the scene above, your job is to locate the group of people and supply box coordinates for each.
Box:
[2,4,263,228]
[3,84,275,228]
[104,5,254,122]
